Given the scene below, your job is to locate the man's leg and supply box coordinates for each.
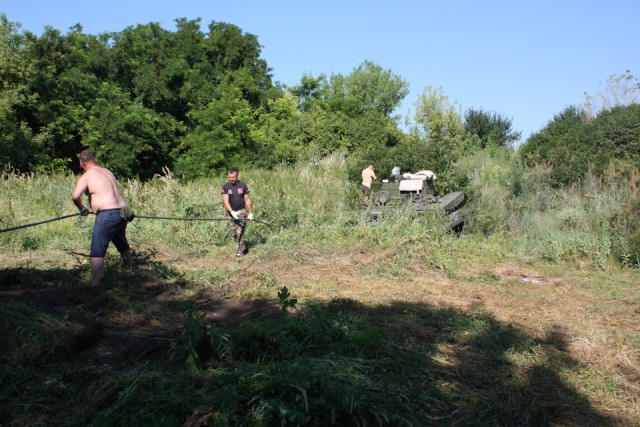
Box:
[362,185,371,204]
[90,211,125,286]
[226,214,238,244]
[121,249,133,271]
[90,257,105,286]
[113,222,132,272]
[237,210,248,255]
[237,225,246,255]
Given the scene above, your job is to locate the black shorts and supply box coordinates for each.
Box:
[90,209,130,257]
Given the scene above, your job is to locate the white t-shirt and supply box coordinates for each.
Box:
[362,168,376,187]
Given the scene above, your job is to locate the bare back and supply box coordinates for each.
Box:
[72,165,125,212]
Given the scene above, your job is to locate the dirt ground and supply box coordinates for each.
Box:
[1,248,639,423]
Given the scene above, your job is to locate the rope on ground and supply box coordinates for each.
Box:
[0,213,81,234]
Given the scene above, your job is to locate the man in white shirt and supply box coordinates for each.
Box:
[361,165,377,204]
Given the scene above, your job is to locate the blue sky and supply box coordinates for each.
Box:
[3,0,639,142]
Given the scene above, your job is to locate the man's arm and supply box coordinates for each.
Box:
[221,193,233,214]
[72,175,88,211]
[244,195,254,220]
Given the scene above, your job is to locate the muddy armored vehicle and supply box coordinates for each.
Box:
[370,168,465,232]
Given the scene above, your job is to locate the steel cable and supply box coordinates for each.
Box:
[0,213,280,234]
[0,213,81,233]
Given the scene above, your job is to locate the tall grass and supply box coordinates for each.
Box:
[1,151,638,269]
[457,149,639,269]
[0,169,88,253]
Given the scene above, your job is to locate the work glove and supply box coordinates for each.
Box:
[80,207,90,216]
[230,210,239,219]
[120,205,135,222]
[248,213,254,221]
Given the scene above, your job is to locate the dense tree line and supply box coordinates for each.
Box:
[0,15,520,184]
[1,14,638,190]
[0,16,278,179]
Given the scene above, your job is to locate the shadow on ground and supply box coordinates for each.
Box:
[0,259,622,426]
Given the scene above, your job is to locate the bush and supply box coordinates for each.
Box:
[610,188,640,267]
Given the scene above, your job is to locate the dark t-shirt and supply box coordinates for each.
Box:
[221,181,250,211]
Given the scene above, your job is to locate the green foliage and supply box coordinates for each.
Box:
[410,85,464,151]
[2,11,636,198]
[519,104,640,187]
[83,83,183,180]
[0,15,278,178]
[0,301,75,365]
[463,107,522,149]
[174,76,253,179]
[610,186,640,267]
[519,106,586,169]
[336,60,409,117]
[589,104,640,169]
[277,286,297,313]
[290,61,409,118]
[289,73,328,112]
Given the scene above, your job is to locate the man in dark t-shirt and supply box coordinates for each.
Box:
[221,168,254,257]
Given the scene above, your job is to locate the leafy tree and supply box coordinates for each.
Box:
[0,16,41,169]
[341,60,409,117]
[410,85,464,153]
[0,89,39,169]
[588,104,640,169]
[519,106,586,168]
[83,82,183,180]
[325,61,409,117]
[251,93,304,165]
[174,71,254,179]
[290,61,409,119]
[205,21,274,107]
[289,73,328,112]
[31,26,107,169]
[463,108,521,150]
[107,23,181,112]
[0,19,107,170]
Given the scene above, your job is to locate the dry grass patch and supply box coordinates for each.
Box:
[198,246,639,424]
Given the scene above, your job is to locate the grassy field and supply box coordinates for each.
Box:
[1,155,639,426]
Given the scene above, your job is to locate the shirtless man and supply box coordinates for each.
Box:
[72,149,132,286]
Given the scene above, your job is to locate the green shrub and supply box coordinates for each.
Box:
[610,189,640,267]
